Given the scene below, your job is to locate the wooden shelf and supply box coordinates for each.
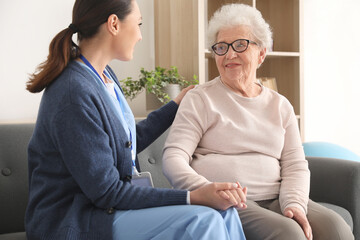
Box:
[205,49,300,58]
[154,0,304,139]
[267,51,300,57]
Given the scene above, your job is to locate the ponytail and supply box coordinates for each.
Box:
[26,27,79,93]
[26,0,133,93]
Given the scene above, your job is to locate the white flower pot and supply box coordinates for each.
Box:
[162,83,181,100]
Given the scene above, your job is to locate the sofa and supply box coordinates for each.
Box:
[1,123,359,239]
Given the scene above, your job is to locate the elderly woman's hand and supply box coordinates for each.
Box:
[218,182,247,209]
[284,207,313,240]
[173,85,195,105]
[189,182,243,210]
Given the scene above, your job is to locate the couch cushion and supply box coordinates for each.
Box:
[318,202,353,231]
[0,124,34,234]
[137,129,172,189]
[0,232,27,240]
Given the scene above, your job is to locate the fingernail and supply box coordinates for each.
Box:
[233,183,238,187]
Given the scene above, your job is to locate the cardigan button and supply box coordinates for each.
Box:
[125,141,132,148]
[107,208,115,214]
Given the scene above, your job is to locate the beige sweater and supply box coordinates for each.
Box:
[163,77,310,213]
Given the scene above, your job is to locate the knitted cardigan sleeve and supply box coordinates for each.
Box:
[48,66,187,210]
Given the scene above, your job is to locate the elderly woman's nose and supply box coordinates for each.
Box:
[225,47,237,59]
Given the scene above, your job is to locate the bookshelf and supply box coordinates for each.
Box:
[154,0,304,139]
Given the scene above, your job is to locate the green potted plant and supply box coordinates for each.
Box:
[120,66,198,103]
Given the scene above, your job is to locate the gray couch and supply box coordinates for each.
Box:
[1,123,359,239]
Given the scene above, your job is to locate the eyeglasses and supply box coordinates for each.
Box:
[211,39,258,56]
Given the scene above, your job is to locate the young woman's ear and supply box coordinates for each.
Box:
[107,14,120,35]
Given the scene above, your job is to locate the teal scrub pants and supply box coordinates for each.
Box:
[112,205,246,240]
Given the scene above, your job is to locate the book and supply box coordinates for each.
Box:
[258,77,278,92]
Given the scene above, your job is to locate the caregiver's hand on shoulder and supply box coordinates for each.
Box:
[173,85,195,105]
[190,182,241,210]
[284,207,313,240]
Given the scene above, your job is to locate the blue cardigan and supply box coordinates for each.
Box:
[25,61,187,239]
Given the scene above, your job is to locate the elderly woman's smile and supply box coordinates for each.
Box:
[215,25,264,97]
[225,62,241,68]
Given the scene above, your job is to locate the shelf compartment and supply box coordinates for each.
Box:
[258,56,301,116]
[256,0,300,52]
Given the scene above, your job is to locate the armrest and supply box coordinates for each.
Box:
[307,156,360,238]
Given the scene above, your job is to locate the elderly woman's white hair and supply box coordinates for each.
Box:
[207,4,272,51]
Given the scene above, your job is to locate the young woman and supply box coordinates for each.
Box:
[25,0,247,239]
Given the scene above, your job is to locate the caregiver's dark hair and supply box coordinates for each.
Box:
[26,0,133,93]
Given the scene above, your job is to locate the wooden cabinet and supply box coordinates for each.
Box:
[154,0,304,138]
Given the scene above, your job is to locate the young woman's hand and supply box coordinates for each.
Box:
[189,182,243,210]
[173,85,195,105]
[218,182,247,209]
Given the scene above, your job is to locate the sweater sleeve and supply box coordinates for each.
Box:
[163,91,211,190]
[136,101,178,153]
[279,105,310,214]
[52,102,187,210]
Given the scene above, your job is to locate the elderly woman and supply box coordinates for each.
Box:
[163,3,354,240]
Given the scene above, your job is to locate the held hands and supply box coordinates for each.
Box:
[173,85,195,105]
[284,207,313,240]
[189,182,247,211]
[218,182,247,209]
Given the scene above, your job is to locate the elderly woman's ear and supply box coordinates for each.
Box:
[258,47,267,68]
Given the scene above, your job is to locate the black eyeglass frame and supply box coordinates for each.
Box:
[211,39,258,56]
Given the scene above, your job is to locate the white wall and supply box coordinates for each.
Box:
[0,0,152,123]
[303,0,360,155]
[0,0,74,122]
[1,0,360,156]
